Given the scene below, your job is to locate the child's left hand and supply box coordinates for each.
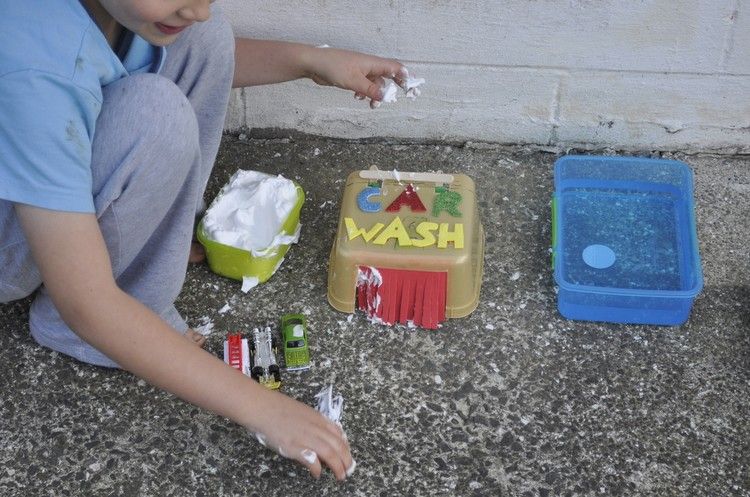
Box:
[302,47,408,109]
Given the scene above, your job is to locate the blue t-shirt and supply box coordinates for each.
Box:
[0,0,165,213]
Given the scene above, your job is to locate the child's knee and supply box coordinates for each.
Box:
[102,74,200,169]
[0,254,40,303]
[94,75,201,210]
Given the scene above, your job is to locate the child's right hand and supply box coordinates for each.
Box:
[247,389,354,480]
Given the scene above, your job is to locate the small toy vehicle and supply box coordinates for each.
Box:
[249,327,282,389]
[224,333,250,375]
[281,314,310,371]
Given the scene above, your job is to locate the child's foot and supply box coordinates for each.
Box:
[185,329,207,348]
[189,242,206,263]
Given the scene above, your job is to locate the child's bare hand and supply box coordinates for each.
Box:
[303,47,407,108]
[249,389,354,480]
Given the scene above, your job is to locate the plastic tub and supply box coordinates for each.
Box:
[552,155,703,325]
[327,170,484,328]
[196,183,305,283]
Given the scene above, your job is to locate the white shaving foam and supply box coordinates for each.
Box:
[300,449,318,464]
[313,385,355,475]
[381,81,399,103]
[379,75,425,104]
[404,76,425,98]
[202,170,300,256]
[346,459,357,477]
[241,276,259,293]
[315,385,344,424]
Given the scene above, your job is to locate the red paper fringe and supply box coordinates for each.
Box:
[356,266,447,329]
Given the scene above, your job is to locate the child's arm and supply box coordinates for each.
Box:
[233,39,407,107]
[15,204,353,480]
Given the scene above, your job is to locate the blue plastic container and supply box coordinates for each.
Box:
[552,155,703,325]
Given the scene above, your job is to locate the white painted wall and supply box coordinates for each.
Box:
[222,0,749,152]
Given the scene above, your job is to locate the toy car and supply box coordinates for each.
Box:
[224,333,250,375]
[249,327,281,389]
[281,314,310,371]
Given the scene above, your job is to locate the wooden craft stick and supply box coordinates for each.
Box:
[359,169,455,184]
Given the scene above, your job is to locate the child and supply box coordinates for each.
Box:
[0,0,409,481]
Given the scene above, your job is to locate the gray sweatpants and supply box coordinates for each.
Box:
[0,11,235,367]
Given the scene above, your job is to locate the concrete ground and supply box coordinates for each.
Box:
[1,134,748,497]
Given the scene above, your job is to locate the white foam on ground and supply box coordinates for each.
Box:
[241,276,259,293]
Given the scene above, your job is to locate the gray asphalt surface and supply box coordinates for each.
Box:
[1,134,748,496]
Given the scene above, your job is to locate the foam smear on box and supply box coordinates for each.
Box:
[355,266,383,325]
[202,170,300,256]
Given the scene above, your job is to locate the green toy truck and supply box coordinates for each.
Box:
[281,314,310,371]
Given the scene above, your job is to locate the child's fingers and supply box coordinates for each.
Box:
[284,420,352,480]
[393,66,409,89]
[296,449,323,479]
[315,440,349,481]
[325,419,347,439]
[393,66,413,90]
[313,420,353,480]
[328,424,354,472]
[368,75,391,109]
[349,74,384,102]
[367,59,408,83]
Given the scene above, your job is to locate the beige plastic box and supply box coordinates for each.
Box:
[327,170,484,327]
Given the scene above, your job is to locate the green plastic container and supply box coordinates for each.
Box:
[196,183,305,283]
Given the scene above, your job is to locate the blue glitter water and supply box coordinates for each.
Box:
[560,186,686,291]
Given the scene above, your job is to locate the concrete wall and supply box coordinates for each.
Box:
[222,0,750,152]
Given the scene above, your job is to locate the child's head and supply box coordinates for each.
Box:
[84,0,215,46]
